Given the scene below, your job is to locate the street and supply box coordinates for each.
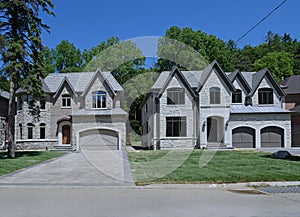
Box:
[0,187,299,217]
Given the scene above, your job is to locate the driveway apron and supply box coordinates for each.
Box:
[0,150,135,187]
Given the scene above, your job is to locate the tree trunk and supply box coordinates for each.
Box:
[7,76,15,159]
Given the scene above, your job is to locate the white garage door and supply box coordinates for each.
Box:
[79,129,119,150]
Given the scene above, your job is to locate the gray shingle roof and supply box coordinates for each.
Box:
[152,70,205,90]
[0,89,9,99]
[231,105,290,114]
[44,71,123,93]
[280,75,300,94]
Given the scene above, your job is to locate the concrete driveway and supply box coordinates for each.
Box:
[0,150,135,187]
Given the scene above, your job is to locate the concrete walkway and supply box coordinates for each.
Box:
[0,151,135,187]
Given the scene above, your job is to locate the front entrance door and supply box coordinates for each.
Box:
[207,116,224,143]
[62,125,71,144]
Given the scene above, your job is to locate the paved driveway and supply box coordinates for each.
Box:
[0,150,134,187]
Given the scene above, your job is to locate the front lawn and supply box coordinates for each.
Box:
[0,151,65,176]
[127,150,300,185]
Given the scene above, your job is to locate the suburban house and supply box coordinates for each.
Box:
[0,89,9,146]
[15,69,127,151]
[281,75,300,147]
[141,61,292,149]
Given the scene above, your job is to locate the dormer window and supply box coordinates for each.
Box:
[258,88,273,104]
[92,91,106,109]
[167,88,185,105]
[210,87,220,104]
[232,89,242,104]
[62,94,71,108]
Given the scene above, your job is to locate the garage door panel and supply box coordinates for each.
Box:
[261,127,283,148]
[232,127,255,148]
[80,129,118,150]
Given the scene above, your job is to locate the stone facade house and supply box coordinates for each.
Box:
[281,75,300,147]
[141,61,291,149]
[0,89,9,147]
[15,69,127,150]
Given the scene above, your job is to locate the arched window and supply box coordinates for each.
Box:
[19,123,23,140]
[40,123,46,139]
[232,89,242,103]
[92,91,106,109]
[27,123,34,139]
[167,88,185,105]
[210,87,220,104]
[258,88,273,104]
[62,94,71,108]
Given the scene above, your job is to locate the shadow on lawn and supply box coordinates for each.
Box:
[262,154,300,162]
[0,151,42,159]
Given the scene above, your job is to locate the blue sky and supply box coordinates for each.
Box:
[42,0,299,51]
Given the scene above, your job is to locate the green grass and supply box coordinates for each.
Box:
[127,150,300,184]
[0,151,65,176]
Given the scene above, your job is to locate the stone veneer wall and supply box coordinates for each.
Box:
[15,140,58,150]
[0,117,6,147]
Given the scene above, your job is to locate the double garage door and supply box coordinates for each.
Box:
[79,129,119,150]
[232,127,284,148]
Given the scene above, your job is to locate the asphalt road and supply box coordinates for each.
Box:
[0,187,299,217]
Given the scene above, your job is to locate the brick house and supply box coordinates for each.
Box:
[141,61,291,149]
[15,69,127,150]
[281,75,300,147]
[0,89,9,146]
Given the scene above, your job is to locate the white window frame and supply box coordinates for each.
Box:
[62,94,71,108]
[92,91,107,109]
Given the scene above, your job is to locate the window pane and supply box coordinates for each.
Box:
[40,127,45,139]
[167,89,184,105]
[210,87,220,104]
[28,128,33,139]
[166,117,186,137]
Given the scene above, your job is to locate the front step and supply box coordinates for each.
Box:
[51,145,74,151]
[206,143,232,150]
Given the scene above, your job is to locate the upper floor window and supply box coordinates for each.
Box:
[27,123,34,139]
[210,87,220,104]
[62,94,71,108]
[27,95,34,110]
[92,91,106,109]
[167,88,185,105]
[40,123,46,139]
[166,117,187,137]
[19,123,23,139]
[232,89,242,104]
[18,97,23,110]
[40,98,46,110]
[258,88,273,104]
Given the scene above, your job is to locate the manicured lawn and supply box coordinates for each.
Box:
[0,151,65,176]
[127,150,300,184]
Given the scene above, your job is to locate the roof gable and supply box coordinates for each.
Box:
[53,76,78,99]
[82,68,116,97]
[248,68,285,97]
[228,71,251,93]
[196,60,235,92]
[157,66,197,99]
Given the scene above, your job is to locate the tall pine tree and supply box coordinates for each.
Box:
[0,0,55,158]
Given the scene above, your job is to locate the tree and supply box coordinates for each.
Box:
[55,40,83,73]
[84,39,145,84]
[252,51,294,81]
[0,0,55,158]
